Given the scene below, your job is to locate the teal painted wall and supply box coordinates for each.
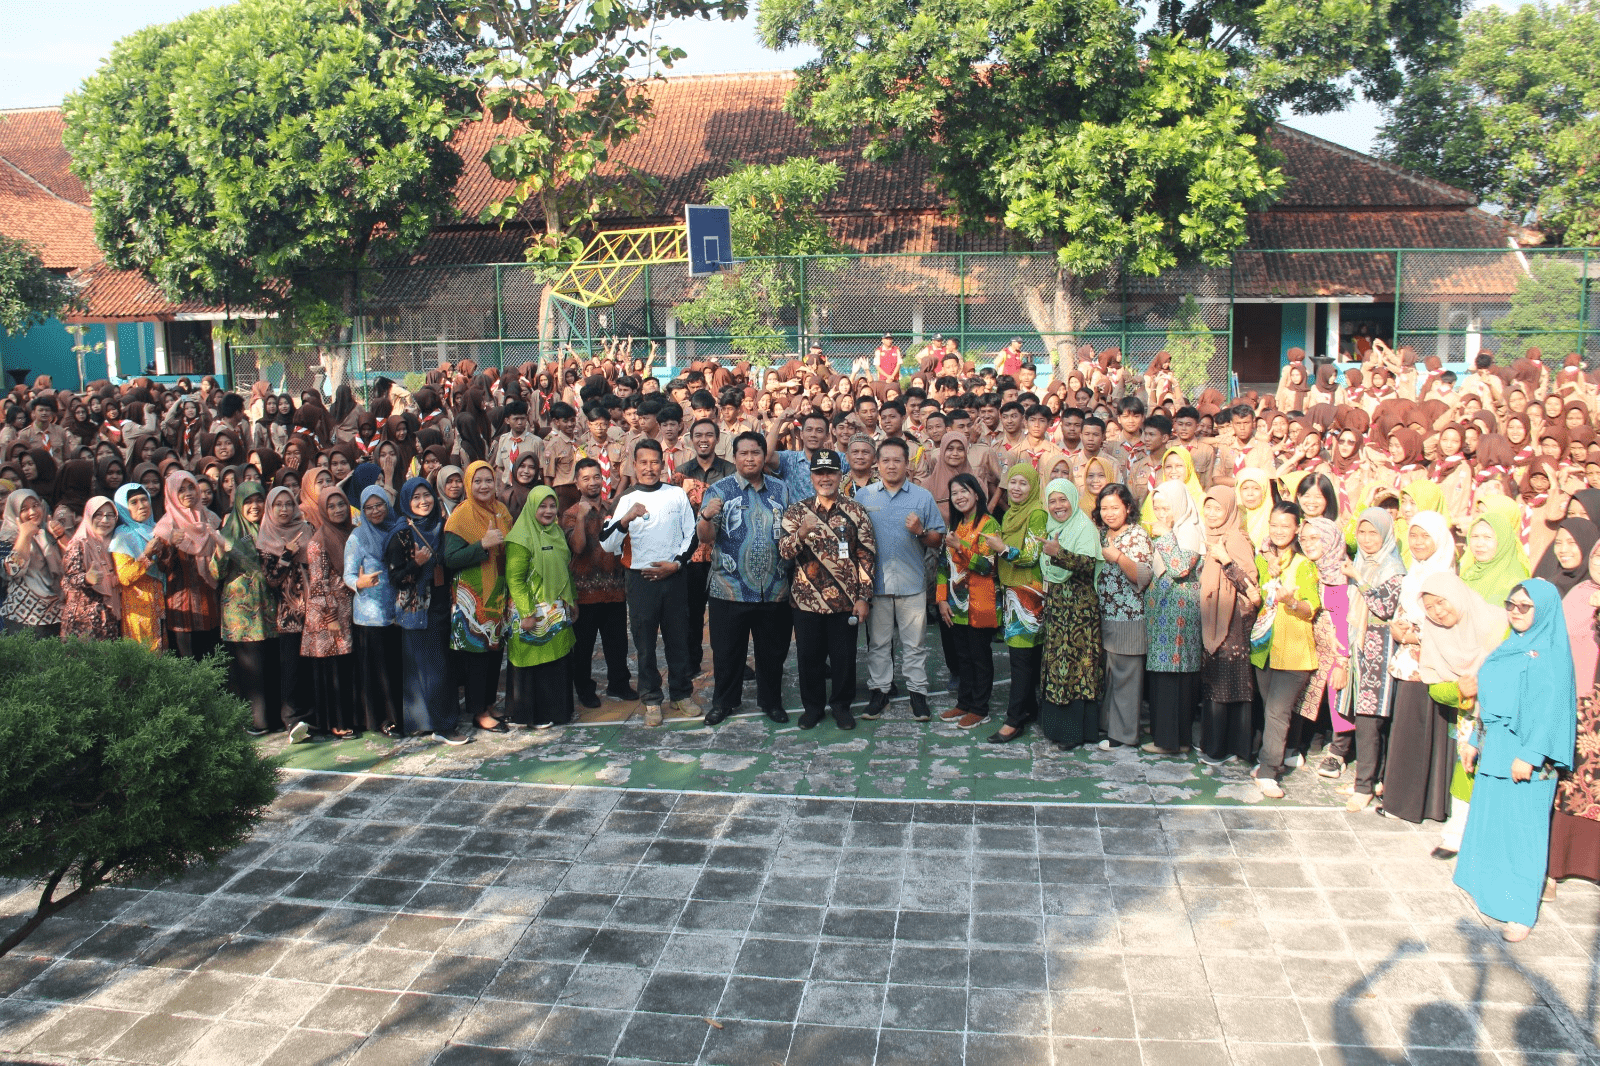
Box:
[0,319,159,388]
[1279,303,1308,365]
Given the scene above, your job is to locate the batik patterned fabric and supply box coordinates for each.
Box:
[702,473,791,603]
[938,515,1001,629]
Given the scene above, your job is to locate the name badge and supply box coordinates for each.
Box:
[837,539,850,560]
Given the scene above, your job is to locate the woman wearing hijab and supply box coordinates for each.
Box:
[387,477,460,742]
[153,470,223,661]
[443,460,514,732]
[1325,508,1408,810]
[109,483,165,651]
[21,448,58,506]
[60,495,121,641]
[936,473,1002,729]
[1038,479,1105,749]
[304,484,357,737]
[505,484,578,728]
[216,482,281,735]
[1532,517,1600,599]
[1455,578,1576,941]
[925,436,973,527]
[1198,485,1261,765]
[434,464,466,516]
[258,486,316,743]
[1251,501,1321,799]
[1142,481,1205,754]
[0,489,64,635]
[1462,510,1531,605]
[346,485,403,737]
[983,461,1048,744]
[1551,538,1600,890]
[501,453,542,520]
[1234,467,1273,549]
[52,459,96,520]
[1295,516,1351,774]
[1096,483,1153,750]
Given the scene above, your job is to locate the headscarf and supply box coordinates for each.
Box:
[926,436,973,524]
[1151,480,1204,554]
[1567,488,1600,524]
[505,484,575,606]
[399,476,444,556]
[1532,517,1600,599]
[53,459,96,516]
[1043,478,1098,586]
[299,466,329,530]
[153,470,221,567]
[256,485,313,564]
[443,459,513,588]
[220,481,265,576]
[435,464,465,515]
[313,485,355,576]
[351,485,401,567]
[1353,507,1405,586]
[70,495,121,617]
[1299,516,1346,586]
[1401,479,1444,516]
[998,460,1044,586]
[1199,485,1257,654]
[1235,467,1273,548]
[1417,571,1507,684]
[1400,510,1456,621]
[1461,510,1531,605]
[24,448,57,502]
[1477,578,1576,770]
[0,488,63,600]
[348,462,384,502]
[109,483,157,561]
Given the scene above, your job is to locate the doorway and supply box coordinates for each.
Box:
[1232,304,1281,387]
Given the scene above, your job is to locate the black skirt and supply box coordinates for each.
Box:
[1379,679,1454,824]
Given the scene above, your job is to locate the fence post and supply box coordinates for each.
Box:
[1119,262,1127,363]
[1227,256,1236,391]
[798,256,808,353]
[495,264,505,371]
[643,263,654,344]
[958,253,966,354]
[1393,249,1404,350]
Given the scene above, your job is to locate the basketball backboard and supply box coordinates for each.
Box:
[686,204,735,276]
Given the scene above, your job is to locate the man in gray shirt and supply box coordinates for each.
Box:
[852,437,945,721]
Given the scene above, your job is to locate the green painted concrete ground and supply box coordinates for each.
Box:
[258,635,1352,808]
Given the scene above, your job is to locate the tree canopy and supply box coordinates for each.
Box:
[1377,0,1600,246]
[0,236,79,337]
[453,0,747,263]
[759,0,1460,277]
[61,0,472,340]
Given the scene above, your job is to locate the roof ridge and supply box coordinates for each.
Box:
[0,153,91,212]
[1270,122,1476,206]
[647,69,795,84]
[0,105,63,115]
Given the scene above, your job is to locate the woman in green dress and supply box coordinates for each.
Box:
[505,484,577,728]
[1037,479,1104,749]
[216,481,281,735]
[986,460,1048,743]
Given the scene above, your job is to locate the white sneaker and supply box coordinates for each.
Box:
[433,731,471,746]
[1285,752,1305,769]
[643,704,663,727]
[288,722,311,745]
[534,722,556,731]
[1257,777,1286,799]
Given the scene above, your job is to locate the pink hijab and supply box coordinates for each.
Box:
[70,495,121,619]
[153,470,220,584]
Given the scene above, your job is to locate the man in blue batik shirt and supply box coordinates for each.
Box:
[697,431,793,725]
[766,410,836,503]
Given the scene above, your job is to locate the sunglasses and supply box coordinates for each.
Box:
[1503,598,1535,615]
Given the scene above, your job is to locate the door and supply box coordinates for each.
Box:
[1232,303,1281,388]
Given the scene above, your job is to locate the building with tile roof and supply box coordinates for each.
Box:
[0,72,1543,390]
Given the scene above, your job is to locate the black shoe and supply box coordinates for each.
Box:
[704,706,732,726]
[381,723,402,739]
[861,690,890,720]
[798,709,825,730]
[478,720,510,734]
[834,711,857,730]
[1430,846,1458,861]
[888,681,902,699]
[607,685,640,701]
[245,725,270,738]
[577,691,602,710]
[987,726,1024,744]
[765,707,791,724]
[908,692,931,721]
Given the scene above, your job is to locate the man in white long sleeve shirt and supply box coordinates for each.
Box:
[600,438,702,726]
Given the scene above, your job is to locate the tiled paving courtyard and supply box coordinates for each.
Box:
[2,770,1598,1065]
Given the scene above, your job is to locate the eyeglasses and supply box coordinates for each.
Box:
[1503,599,1535,615]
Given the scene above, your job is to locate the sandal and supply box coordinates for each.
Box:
[1345,793,1372,812]
[1334,783,1355,796]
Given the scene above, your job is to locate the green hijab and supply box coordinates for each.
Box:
[1043,477,1099,584]
[222,481,265,572]
[1460,509,1531,605]
[998,460,1045,586]
[506,484,575,603]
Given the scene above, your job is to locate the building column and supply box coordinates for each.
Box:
[1436,303,1451,362]
[1466,308,1482,361]
[1304,301,1318,360]
[912,300,924,346]
[152,321,169,376]
[104,326,119,381]
[1325,301,1341,362]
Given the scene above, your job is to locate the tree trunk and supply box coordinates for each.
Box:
[0,861,103,959]
[1020,264,1085,377]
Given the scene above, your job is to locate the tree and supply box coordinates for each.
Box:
[0,636,279,957]
[452,0,748,265]
[0,235,79,337]
[758,0,1458,361]
[673,158,843,360]
[61,0,473,388]
[1497,258,1588,360]
[1377,0,1600,245]
[1165,294,1219,399]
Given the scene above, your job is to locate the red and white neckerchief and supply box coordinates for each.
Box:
[507,434,524,469]
[1397,460,1426,474]
[354,436,375,458]
[1345,386,1365,404]
[1429,454,1466,483]
[419,409,443,427]
[595,447,616,498]
[1517,502,1537,552]
[662,446,677,480]
[1368,385,1396,402]
[1473,464,1509,486]
[1511,445,1535,466]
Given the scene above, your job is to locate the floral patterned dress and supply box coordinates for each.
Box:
[60,539,120,641]
[1144,534,1202,673]
[1349,576,1403,718]
[1040,552,1104,703]
[1200,561,1257,703]
[1096,524,1153,655]
[301,538,353,658]
[262,552,307,636]
[937,515,1001,629]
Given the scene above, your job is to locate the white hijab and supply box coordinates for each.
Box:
[1400,510,1455,621]
[1153,481,1205,554]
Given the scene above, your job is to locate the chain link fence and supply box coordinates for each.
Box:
[226,248,1595,399]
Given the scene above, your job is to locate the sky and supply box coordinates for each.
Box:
[0,0,1385,152]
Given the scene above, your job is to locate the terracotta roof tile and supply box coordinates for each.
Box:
[0,107,89,205]
[0,156,98,269]
[1267,125,1477,209]
[62,260,221,322]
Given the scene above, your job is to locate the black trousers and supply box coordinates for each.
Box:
[571,600,631,700]
[171,627,219,661]
[278,633,312,732]
[627,568,694,704]
[226,639,282,732]
[458,648,504,720]
[1329,715,1390,795]
[684,559,712,675]
[793,609,857,718]
[510,655,574,726]
[310,653,356,733]
[1040,698,1097,748]
[710,598,792,714]
[1003,645,1043,729]
[943,622,996,717]
[1201,700,1254,762]
[354,625,403,733]
[1147,671,1199,751]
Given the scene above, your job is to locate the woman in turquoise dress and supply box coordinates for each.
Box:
[1454,578,1578,941]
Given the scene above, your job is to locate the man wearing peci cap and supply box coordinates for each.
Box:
[778,449,877,730]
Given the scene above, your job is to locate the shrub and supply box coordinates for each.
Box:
[0,635,279,956]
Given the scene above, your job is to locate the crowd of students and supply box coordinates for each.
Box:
[0,332,1596,940]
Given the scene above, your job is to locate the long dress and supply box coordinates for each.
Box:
[60,539,120,641]
[1144,534,1203,751]
[112,551,164,651]
[1039,552,1104,747]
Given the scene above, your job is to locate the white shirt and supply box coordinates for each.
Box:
[600,483,697,569]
